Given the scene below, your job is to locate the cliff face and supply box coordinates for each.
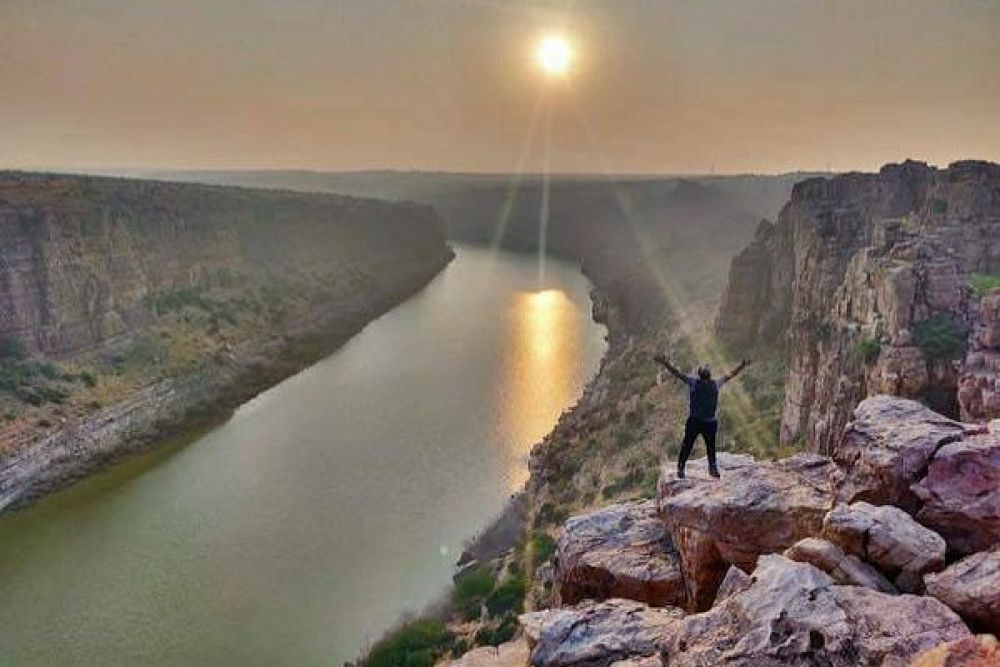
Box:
[0,172,453,509]
[0,172,450,357]
[717,160,1000,452]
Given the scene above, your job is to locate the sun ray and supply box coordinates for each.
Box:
[568,103,771,454]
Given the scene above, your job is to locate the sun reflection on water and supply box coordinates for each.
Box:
[501,288,581,489]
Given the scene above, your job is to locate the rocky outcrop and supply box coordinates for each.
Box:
[831,395,970,511]
[663,555,970,667]
[512,395,1000,667]
[908,634,999,667]
[822,501,946,592]
[519,599,683,667]
[656,452,834,610]
[959,290,1000,422]
[554,501,684,608]
[717,160,1000,451]
[924,547,1000,634]
[784,537,898,593]
[911,435,1000,555]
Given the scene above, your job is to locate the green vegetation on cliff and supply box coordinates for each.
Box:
[914,314,968,361]
[971,272,1000,297]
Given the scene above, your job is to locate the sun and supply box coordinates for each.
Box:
[536,34,573,77]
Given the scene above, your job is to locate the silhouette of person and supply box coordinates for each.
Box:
[654,355,749,479]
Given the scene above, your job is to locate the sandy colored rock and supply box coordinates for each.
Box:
[656,452,834,610]
[925,547,1000,635]
[832,396,968,511]
[520,598,683,667]
[663,554,971,667]
[912,435,1000,555]
[555,500,684,608]
[784,536,897,593]
[823,501,945,592]
[907,634,999,667]
[450,639,531,667]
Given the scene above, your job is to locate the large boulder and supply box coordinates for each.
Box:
[519,598,683,667]
[911,435,1000,555]
[656,452,834,610]
[663,554,971,667]
[924,546,1000,635]
[832,396,970,511]
[784,537,897,594]
[555,501,685,608]
[823,501,946,592]
[908,634,999,667]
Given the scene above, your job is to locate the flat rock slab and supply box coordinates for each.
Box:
[662,554,971,667]
[555,500,685,608]
[823,501,946,592]
[520,598,684,667]
[657,452,835,610]
[925,546,1000,635]
[831,395,970,511]
[784,536,897,593]
[912,435,1000,556]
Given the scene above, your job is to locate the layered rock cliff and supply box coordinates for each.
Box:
[0,172,453,509]
[717,160,1000,452]
[0,172,451,357]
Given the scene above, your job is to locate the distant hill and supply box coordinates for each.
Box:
[132,169,823,332]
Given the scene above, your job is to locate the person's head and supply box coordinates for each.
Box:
[698,366,712,381]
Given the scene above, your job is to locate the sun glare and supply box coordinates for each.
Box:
[536,34,573,77]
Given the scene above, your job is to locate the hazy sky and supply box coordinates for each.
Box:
[2,0,998,174]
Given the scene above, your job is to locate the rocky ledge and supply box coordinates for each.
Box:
[502,395,1000,666]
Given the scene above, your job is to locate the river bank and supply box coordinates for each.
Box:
[0,251,453,512]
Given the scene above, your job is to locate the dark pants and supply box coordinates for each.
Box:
[678,416,718,471]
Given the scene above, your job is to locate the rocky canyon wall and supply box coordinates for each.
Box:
[0,172,451,357]
[717,160,1000,452]
[0,172,453,509]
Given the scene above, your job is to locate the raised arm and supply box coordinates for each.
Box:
[722,359,750,383]
[654,354,689,383]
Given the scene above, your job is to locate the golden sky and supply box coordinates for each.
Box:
[2,0,998,174]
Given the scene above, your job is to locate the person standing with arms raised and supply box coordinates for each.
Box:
[654,355,749,479]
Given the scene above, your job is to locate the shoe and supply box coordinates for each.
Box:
[708,466,721,479]
[676,468,686,479]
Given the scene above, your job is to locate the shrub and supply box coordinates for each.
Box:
[485,576,527,617]
[364,619,454,667]
[857,338,882,365]
[534,503,569,528]
[79,371,98,388]
[38,362,61,379]
[0,335,26,361]
[453,565,494,604]
[931,198,948,215]
[475,614,518,647]
[914,314,967,361]
[970,273,1000,298]
[531,531,557,563]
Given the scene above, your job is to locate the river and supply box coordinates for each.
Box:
[0,245,607,665]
